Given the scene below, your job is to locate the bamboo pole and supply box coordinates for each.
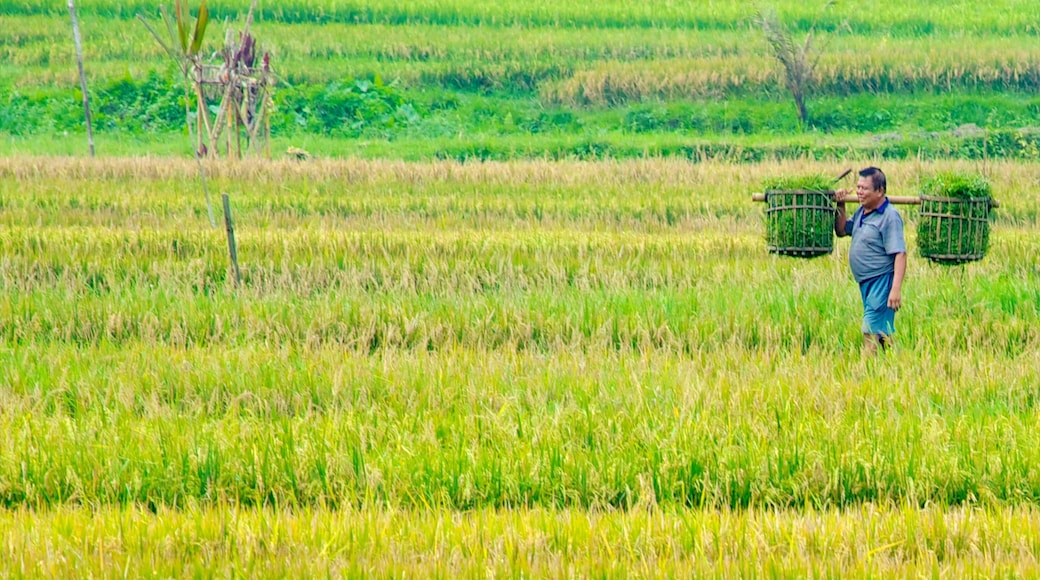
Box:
[750,193,1000,208]
[209,78,235,156]
[67,0,95,157]
[227,95,235,160]
[195,66,215,153]
[235,95,242,159]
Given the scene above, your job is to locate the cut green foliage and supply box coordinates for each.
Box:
[763,174,835,257]
[918,172,994,264]
[921,172,992,200]
[762,174,834,192]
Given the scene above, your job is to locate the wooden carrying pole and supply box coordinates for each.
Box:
[750,193,1000,208]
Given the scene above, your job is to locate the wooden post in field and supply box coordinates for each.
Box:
[222,193,241,287]
[67,0,95,157]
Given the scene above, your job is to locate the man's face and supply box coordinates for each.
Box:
[856,176,885,209]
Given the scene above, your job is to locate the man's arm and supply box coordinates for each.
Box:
[883,211,908,311]
[888,252,906,311]
[834,189,849,237]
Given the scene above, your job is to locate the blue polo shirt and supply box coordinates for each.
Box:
[845,199,906,284]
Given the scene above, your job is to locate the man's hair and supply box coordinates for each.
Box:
[859,167,886,193]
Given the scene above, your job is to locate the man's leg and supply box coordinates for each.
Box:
[878,333,893,351]
[862,333,884,356]
[862,333,876,356]
[860,274,896,356]
[861,332,893,356]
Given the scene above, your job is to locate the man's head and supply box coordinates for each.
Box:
[856,167,887,210]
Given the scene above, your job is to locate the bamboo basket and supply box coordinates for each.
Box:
[917,195,992,264]
[764,190,835,258]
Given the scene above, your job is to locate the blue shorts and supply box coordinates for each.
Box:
[859,272,896,336]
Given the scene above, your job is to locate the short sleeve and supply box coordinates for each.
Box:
[846,208,860,237]
[882,211,907,255]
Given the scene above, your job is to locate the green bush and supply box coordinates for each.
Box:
[93,70,184,132]
[275,77,420,137]
[762,175,835,258]
[917,173,993,264]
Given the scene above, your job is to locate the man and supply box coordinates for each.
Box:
[834,167,907,355]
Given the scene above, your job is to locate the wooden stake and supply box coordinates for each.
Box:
[222,193,241,287]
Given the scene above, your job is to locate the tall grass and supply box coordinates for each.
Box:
[3,343,1040,509]
[0,157,1037,513]
[3,505,1040,576]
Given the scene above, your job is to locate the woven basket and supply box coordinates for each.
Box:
[764,190,835,258]
[917,195,992,264]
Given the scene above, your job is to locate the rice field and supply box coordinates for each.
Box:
[1,156,1038,573]
[7,0,1040,164]
[4,505,1040,576]
[7,8,1040,97]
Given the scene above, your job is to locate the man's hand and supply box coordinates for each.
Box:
[888,289,902,311]
[833,189,849,237]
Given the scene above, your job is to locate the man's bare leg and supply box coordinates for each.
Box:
[862,333,891,356]
[879,334,893,352]
[862,333,878,356]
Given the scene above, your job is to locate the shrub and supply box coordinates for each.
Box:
[276,77,419,137]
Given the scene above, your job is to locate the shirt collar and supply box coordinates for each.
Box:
[858,197,888,227]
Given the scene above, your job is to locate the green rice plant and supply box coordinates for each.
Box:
[0,159,1036,495]
[0,156,1037,575]
[3,505,1040,576]
[917,172,993,264]
[762,174,835,258]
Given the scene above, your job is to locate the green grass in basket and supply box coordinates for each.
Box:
[763,174,835,255]
[762,174,835,192]
[917,173,993,262]
[921,172,992,200]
